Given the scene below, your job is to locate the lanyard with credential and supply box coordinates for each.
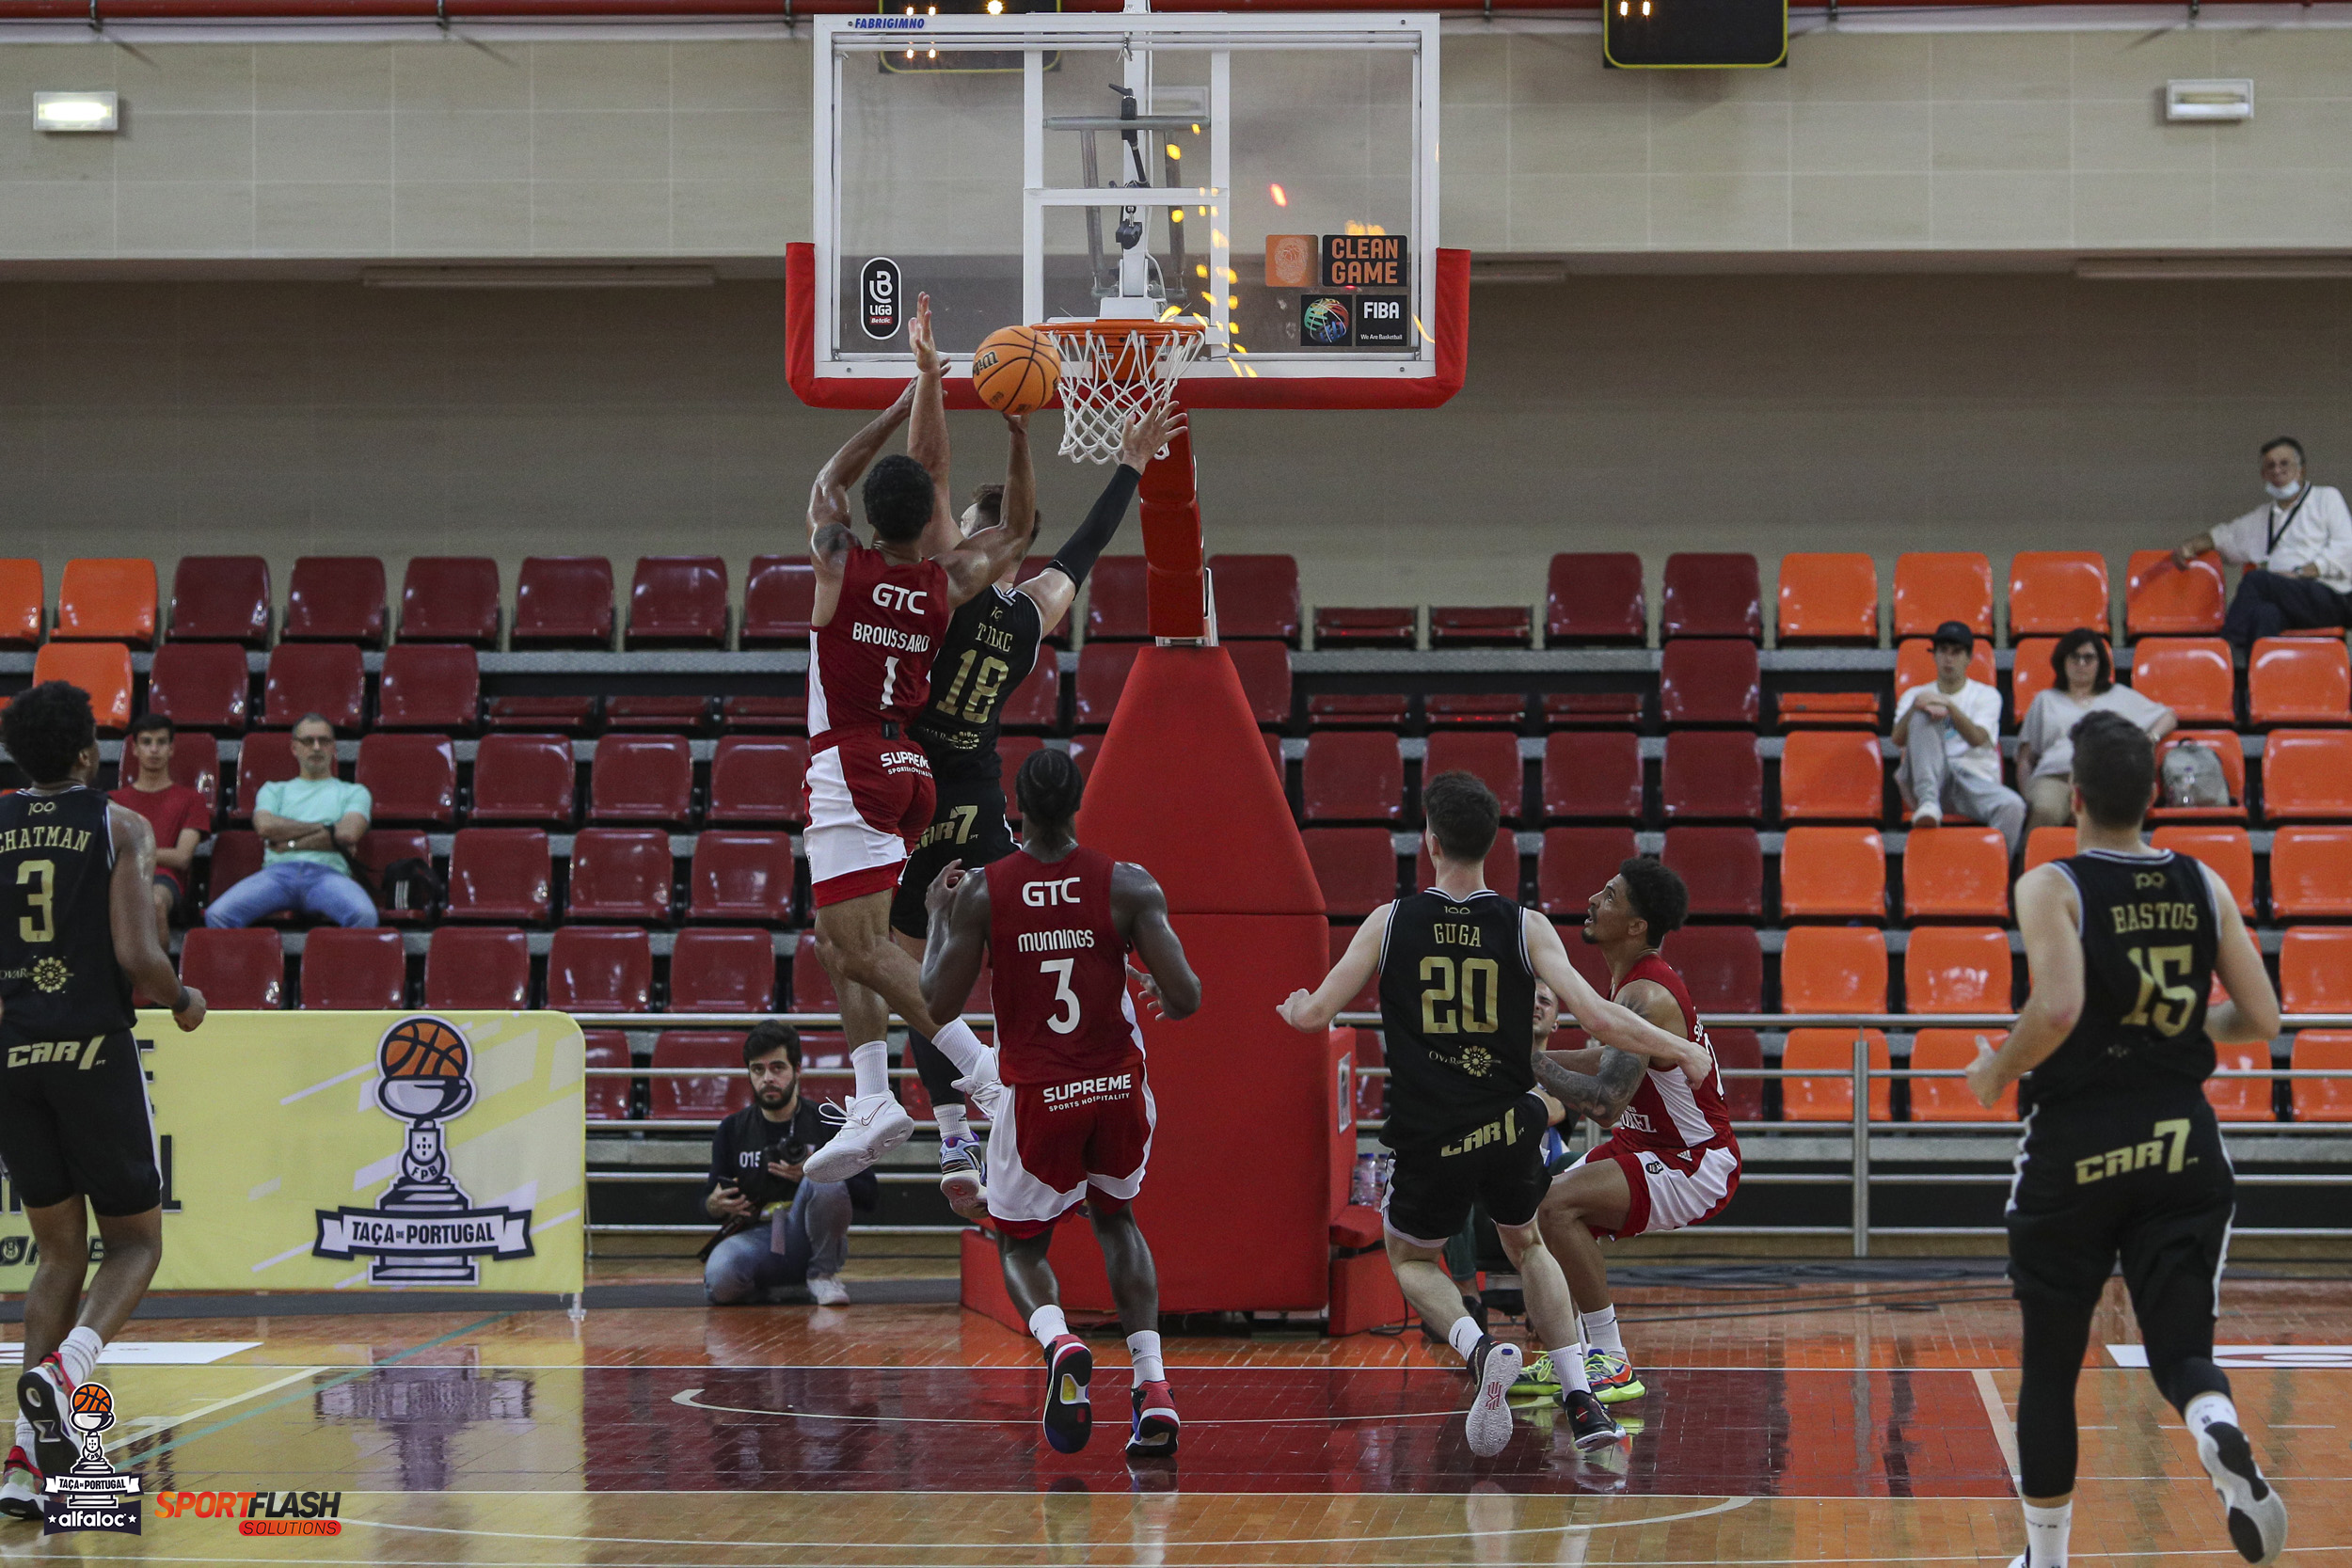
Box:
[2266,487,2312,556]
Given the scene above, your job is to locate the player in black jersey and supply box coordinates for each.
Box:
[0,682,205,1520]
[1279,772,1710,1458]
[1967,711,2286,1568]
[887,397,1182,1218]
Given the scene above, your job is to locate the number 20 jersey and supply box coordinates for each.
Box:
[985,845,1146,1086]
[1376,889,1537,1149]
[2031,847,2219,1109]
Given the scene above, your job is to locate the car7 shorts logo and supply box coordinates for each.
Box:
[42,1382,139,1536]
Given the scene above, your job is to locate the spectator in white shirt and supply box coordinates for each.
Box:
[2014,628,2178,832]
[2172,436,2352,652]
[1892,620,2026,855]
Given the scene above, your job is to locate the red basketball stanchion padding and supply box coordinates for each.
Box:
[1137,421,1207,642]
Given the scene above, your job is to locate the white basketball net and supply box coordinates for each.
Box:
[1041,322,1204,465]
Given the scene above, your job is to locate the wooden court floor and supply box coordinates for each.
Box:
[9,1265,2349,1566]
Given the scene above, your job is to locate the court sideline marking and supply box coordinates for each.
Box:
[1972,1368,2023,1484]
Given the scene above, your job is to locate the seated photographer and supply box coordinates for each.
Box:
[702,1022,879,1307]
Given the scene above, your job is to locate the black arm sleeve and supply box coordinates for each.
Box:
[1046,464,1142,589]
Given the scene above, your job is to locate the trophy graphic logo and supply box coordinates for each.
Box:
[314,1016,534,1285]
[42,1381,140,1536]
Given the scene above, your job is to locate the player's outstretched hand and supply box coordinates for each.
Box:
[911,292,942,376]
[1128,961,1169,1019]
[925,859,967,921]
[1673,1038,1711,1085]
[1276,989,1318,1032]
[1003,410,1029,436]
[172,985,206,1032]
[1964,1035,2004,1108]
[1118,396,1185,470]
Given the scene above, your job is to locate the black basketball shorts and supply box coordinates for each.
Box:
[2006,1095,2234,1312]
[890,772,1017,940]
[1383,1094,1552,1246]
[0,1031,162,1216]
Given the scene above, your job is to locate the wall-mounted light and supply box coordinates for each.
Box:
[2166,80,2252,122]
[34,91,119,133]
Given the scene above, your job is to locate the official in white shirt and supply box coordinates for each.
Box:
[1892,620,2026,856]
[2173,436,2352,652]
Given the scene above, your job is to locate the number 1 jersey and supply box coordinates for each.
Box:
[1376,888,1538,1149]
[2031,847,2220,1108]
[807,543,952,740]
[985,844,1146,1086]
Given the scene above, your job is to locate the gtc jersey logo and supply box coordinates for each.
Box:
[1022,879,1081,907]
[871,583,929,614]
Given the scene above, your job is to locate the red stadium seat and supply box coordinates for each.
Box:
[2207,1042,2275,1122]
[590,736,693,827]
[299,927,407,1009]
[354,830,432,924]
[583,1032,632,1122]
[998,736,1043,823]
[424,927,530,1009]
[56,559,157,647]
[2152,730,2246,823]
[2151,825,2256,917]
[2010,638,2060,720]
[1547,553,1646,645]
[1205,554,1300,643]
[2281,927,2352,1012]
[376,643,480,732]
[1662,925,1765,1011]
[169,556,271,645]
[1314,607,1416,648]
[607,696,712,733]
[1893,552,1993,641]
[1664,827,1764,919]
[1660,639,1760,727]
[1425,693,1527,730]
[0,560,40,648]
[1661,553,1761,641]
[652,1032,752,1119]
[469,734,578,827]
[2290,1033,2352,1122]
[2267,826,2352,920]
[1902,826,2010,922]
[1426,731,1524,823]
[444,829,553,924]
[1542,731,1641,821]
[180,927,284,1009]
[204,830,264,913]
[2131,638,2235,726]
[741,556,817,648]
[356,733,456,826]
[1905,926,2011,1012]
[1910,1029,2015,1120]
[547,927,652,1013]
[1073,641,1139,728]
[486,697,602,734]
[1779,730,1884,822]
[262,643,364,732]
[1229,641,1293,727]
[1775,690,1880,731]
[671,927,778,1012]
[145,642,251,734]
[720,696,803,734]
[707,736,809,826]
[284,557,387,646]
[1662,731,1762,822]
[513,556,615,650]
[1536,828,1635,917]
[230,733,299,820]
[2249,637,2352,727]
[628,556,729,649]
[1782,1030,1892,1122]
[1778,927,1888,1012]
[1775,553,1878,644]
[564,828,675,924]
[1301,733,1402,823]
[1304,828,1400,917]
[1309,693,1411,730]
[1000,656,1063,733]
[790,929,837,1012]
[1779,828,1886,922]
[1429,607,1532,648]
[1085,557,1150,641]
[170,732,220,827]
[399,558,501,647]
[2009,552,2109,640]
[2258,731,2352,821]
[31,643,132,735]
[2127,549,2226,639]
[689,832,796,923]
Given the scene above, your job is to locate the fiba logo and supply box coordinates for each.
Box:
[1301,296,1352,347]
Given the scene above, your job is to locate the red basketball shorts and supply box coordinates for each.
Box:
[1565,1137,1740,1241]
[805,731,936,908]
[985,1066,1156,1239]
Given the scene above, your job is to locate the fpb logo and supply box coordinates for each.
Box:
[861,257,903,340]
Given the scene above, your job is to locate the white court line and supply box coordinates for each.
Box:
[671,1386,1470,1425]
[1972,1368,2022,1486]
[114,1364,326,1443]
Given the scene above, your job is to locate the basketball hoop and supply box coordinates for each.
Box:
[1039,319,1205,465]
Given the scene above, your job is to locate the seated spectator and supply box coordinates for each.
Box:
[108,712,209,950]
[1892,621,2026,855]
[703,1022,876,1307]
[205,714,376,929]
[2015,629,2177,832]
[2173,436,2352,652]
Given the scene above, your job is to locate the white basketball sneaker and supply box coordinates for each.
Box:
[951,1052,1007,1123]
[803,1093,915,1181]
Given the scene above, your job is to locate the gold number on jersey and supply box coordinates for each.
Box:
[950,805,979,844]
[936,652,1012,725]
[1419,956,1501,1037]
[2121,943,2197,1037]
[17,860,53,944]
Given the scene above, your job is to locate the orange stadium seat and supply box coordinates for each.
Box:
[1536,828,1637,917]
[582,1033,632,1122]
[299,927,407,1010]
[1910,1029,2014,1120]
[1427,731,1524,823]
[1547,553,1646,645]
[1084,558,1149,641]
[355,733,455,826]
[0,560,41,647]
[1205,555,1301,643]
[1778,828,1886,922]
[688,832,795,924]
[470,734,579,827]
[284,557,386,646]
[31,641,133,734]
[1314,607,1416,648]
[1229,641,1294,727]
[1543,731,1641,821]
[1664,827,1764,919]
[1662,731,1762,821]
[1903,826,2010,922]
[2131,638,2235,726]
[1073,641,1139,728]
[564,828,675,924]
[354,830,430,924]
[400,558,501,647]
[628,556,729,649]
[2269,826,2352,920]
[741,556,817,648]
[2249,637,2352,727]
[1895,638,1994,693]
[2207,1042,2276,1122]
[651,1032,752,1120]
[1775,553,1878,644]
[514,556,615,650]
[2127,549,2226,639]
[1781,1030,1892,1122]
[1779,927,1887,1013]
[1661,553,1762,641]
[1775,690,1881,730]
[2152,825,2256,917]
[2291,1034,2352,1121]
[424,927,531,1009]
[2281,927,2352,1013]
[1429,607,1532,648]
[262,643,364,732]
[2010,638,2059,719]
[591,736,693,827]
[1305,828,1399,917]
[445,829,553,924]
[56,559,157,647]
[1905,926,2011,1013]
[169,556,271,645]
[707,737,809,827]
[171,733,220,825]
[1418,832,1522,903]
[1779,730,1883,822]
[146,642,250,734]
[230,733,299,820]
[1000,656,1063,732]
[2259,731,2352,821]
[1661,639,1761,727]
[2151,730,2247,823]
[1893,553,1992,642]
[376,643,481,732]
[1302,733,1401,824]
[2008,552,2110,640]
[181,928,284,1010]
[546,927,653,1013]
[671,928,777,1012]
[789,930,836,1013]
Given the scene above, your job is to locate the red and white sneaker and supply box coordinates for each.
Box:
[1127,1380,1179,1459]
[1041,1334,1094,1455]
[15,1355,74,1481]
[0,1446,40,1522]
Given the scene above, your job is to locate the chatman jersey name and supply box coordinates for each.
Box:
[0,825,95,857]
[2111,900,2201,935]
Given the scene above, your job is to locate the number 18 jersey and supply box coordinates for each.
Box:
[985,844,1146,1086]
[2032,847,2219,1108]
[1377,889,1537,1150]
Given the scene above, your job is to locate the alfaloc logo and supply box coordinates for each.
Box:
[41,1381,139,1536]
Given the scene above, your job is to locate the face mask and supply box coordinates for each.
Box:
[2268,480,2303,501]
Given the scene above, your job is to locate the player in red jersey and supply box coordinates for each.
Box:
[1534,857,1740,1411]
[800,295,1041,1186]
[921,747,1200,1460]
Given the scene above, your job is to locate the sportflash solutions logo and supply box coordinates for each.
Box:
[153,1490,342,1535]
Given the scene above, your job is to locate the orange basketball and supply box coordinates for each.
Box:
[71,1383,110,1418]
[971,325,1060,415]
[381,1016,469,1081]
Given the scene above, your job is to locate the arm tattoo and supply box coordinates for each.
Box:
[813,521,854,564]
[1530,1044,1647,1123]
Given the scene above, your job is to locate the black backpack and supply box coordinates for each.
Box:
[373,857,445,922]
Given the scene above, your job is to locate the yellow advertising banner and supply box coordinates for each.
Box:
[0,1010,586,1294]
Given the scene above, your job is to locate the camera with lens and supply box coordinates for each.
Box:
[740,1136,811,1208]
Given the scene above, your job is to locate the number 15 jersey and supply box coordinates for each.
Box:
[1377,889,1537,1150]
[986,844,1146,1086]
[2032,847,2219,1109]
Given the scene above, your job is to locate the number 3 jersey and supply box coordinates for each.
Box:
[0,785,133,1048]
[2032,847,2220,1108]
[986,844,1146,1086]
[910,584,1044,786]
[1376,889,1537,1150]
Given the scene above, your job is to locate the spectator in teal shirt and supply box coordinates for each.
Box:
[205,714,377,929]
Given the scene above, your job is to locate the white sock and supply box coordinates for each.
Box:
[1551,1343,1592,1395]
[2185,1390,2240,1437]
[1581,1304,1624,1355]
[1127,1330,1165,1386]
[1028,1305,1070,1351]
[2022,1499,2072,1568]
[56,1328,101,1389]
[935,1104,971,1143]
[850,1040,890,1100]
[933,1018,989,1077]
[1445,1316,1485,1362]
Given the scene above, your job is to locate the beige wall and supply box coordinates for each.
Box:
[1,270,2343,626]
